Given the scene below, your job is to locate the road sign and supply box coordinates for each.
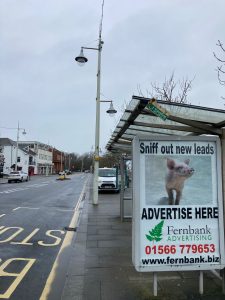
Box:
[146,99,170,120]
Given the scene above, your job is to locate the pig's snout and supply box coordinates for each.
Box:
[188,168,194,175]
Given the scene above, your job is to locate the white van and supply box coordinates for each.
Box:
[98,167,120,192]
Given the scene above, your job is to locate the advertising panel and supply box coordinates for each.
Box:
[132,136,225,271]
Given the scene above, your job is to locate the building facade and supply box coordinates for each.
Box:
[0,139,66,176]
[52,148,65,174]
[19,141,53,175]
[0,138,32,175]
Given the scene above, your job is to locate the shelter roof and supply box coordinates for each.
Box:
[106,96,225,152]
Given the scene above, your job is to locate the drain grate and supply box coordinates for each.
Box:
[64,227,77,231]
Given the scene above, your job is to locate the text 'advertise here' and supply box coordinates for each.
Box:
[132,136,225,272]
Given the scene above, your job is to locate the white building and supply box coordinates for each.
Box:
[0,138,31,175]
[19,141,53,175]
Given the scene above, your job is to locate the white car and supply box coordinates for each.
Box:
[98,167,120,192]
[8,171,29,183]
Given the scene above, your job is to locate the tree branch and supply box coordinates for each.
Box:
[147,72,193,104]
[216,40,225,52]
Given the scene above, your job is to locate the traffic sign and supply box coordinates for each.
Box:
[146,99,170,121]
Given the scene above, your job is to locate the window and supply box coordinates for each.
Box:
[98,169,116,177]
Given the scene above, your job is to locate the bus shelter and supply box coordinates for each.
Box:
[106,95,225,294]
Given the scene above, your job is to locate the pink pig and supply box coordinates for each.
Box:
[165,158,194,205]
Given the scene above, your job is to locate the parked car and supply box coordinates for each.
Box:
[8,171,29,183]
[98,167,120,192]
[58,171,65,176]
[59,170,72,175]
[65,170,72,175]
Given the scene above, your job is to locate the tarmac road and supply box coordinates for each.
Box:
[0,173,89,300]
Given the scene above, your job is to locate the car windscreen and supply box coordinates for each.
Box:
[10,172,19,174]
[98,169,116,177]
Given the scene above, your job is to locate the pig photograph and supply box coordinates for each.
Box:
[165,158,194,205]
[144,155,214,206]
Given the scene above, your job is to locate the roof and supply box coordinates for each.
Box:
[19,145,37,156]
[0,138,36,155]
[0,138,16,146]
[106,96,225,152]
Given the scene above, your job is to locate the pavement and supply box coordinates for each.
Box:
[60,180,225,300]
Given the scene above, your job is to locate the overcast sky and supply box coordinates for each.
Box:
[0,0,224,154]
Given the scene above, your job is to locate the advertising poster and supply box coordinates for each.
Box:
[132,136,225,271]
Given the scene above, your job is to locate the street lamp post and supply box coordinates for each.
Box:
[60,151,63,172]
[0,122,26,171]
[15,122,26,171]
[75,8,116,205]
[68,153,71,171]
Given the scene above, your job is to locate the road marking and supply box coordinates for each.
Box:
[38,230,65,247]
[0,188,29,194]
[56,209,74,212]
[0,183,50,194]
[11,228,40,245]
[0,258,36,299]
[40,179,88,300]
[29,183,48,187]
[20,206,40,210]
[0,226,65,247]
[0,227,24,243]
[0,214,6,219]
[13,207,39,211]
[13,207,21,211]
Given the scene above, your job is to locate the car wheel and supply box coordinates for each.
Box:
[26,177,28,181]
[8,180,11,183]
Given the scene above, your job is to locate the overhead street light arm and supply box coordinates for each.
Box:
[82,46,99,51]
[0,126,26,132]
[75,41,104,66]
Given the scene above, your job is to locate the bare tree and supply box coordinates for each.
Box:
[213,40,225,90]
[99,151,121,168]
[138,72,194,104]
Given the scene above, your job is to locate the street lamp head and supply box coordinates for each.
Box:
[106,102,117,117]
[75,48,88,66]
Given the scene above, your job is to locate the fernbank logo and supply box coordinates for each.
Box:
[146,220,164,242]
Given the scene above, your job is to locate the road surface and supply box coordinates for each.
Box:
[0,173,89,300]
